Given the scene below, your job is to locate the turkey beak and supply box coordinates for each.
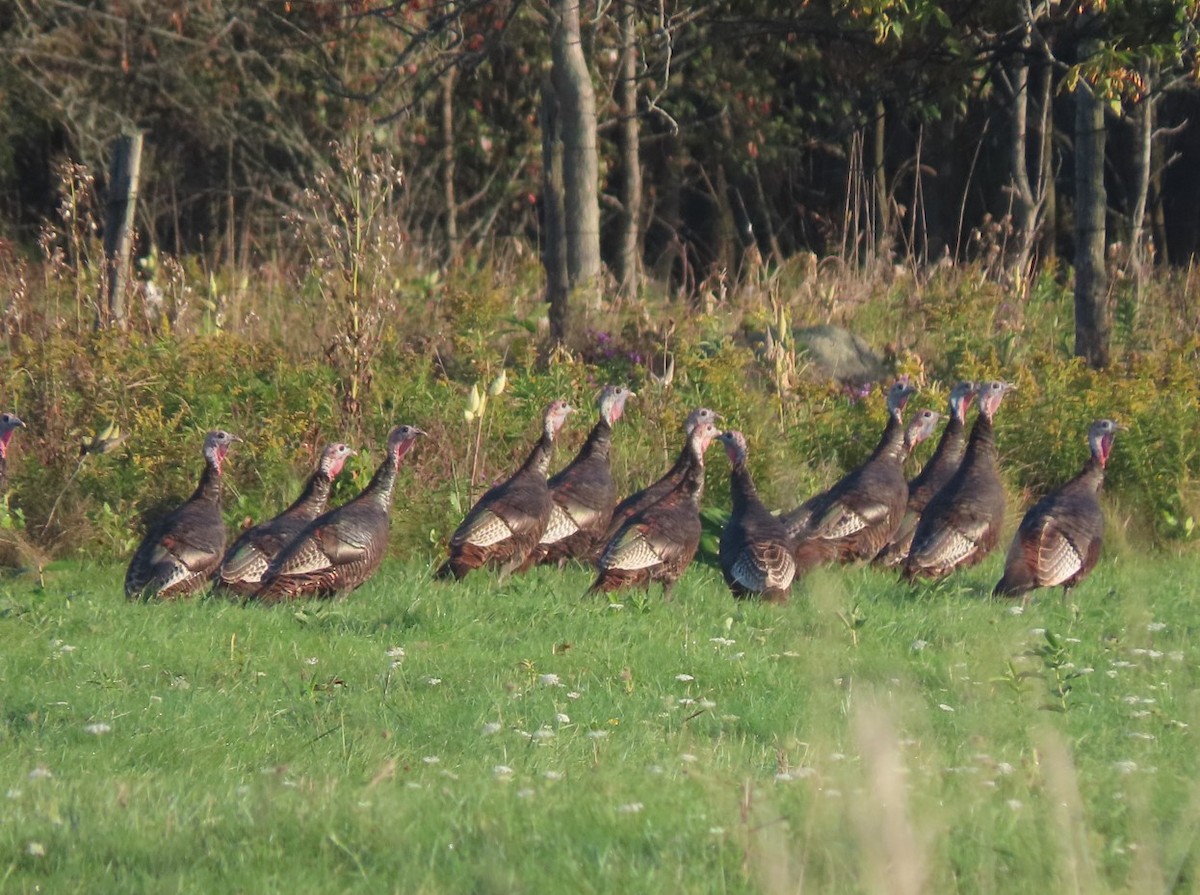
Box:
[14,417,26,429]
[412,428,428,437]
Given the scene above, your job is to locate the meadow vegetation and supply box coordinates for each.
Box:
[2,554,1199,892]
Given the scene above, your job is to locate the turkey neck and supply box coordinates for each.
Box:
[679,442,708,506]
[519,427,558,478]
[1066,454,1106,497]
[868,412,908,464]
[190,457,224,505]
[360,451,403,511]
[960,411,998,475]
[283,471,333,518]
[912,414,965,486]
[729,462,757,515]
[576,418,613,462]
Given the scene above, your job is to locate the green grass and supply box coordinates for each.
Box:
[2,552,1199,893]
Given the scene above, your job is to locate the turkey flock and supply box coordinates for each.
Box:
[4,378,1121,608]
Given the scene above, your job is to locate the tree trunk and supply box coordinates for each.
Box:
[550,0,601,306]
[1036,61,1057,267]
[614,0,641,301]
[873,98,890,262]
[441,63,459,265]
[1008,22,1037,282]
[1128,59,1154,287]
[541,73,569,344]
[100,132,143,330]
[1073,46,1110,369]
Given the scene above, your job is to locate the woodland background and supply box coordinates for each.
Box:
[0,0,1197,563]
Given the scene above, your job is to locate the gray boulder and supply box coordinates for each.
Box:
[794,325,885,385]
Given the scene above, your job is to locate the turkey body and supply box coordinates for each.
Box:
[255,426,422,601]
[0,412,26,494]
[875,381,975,568]
[994,419,1119,602]
[590,421,720,596]
[217,442,353,597]
[716,430,795,602]
[785,381,921,571]
[526,386,634,568]
[125,430,239,601]
[437,400,574,580]
[903,381,1015,581]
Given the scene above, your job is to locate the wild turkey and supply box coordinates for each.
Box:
[599,406,720,552]
[523,385,635,568]
[716,430,796,603]
[436,400,575,580]
[255,425,424,601]
[903,380,1016,581]
[875,380,977,567]
[125,429,240,601]
[994,419,1120,604]
[589,420,721,596]
[781,380,916,541]
[784,380,926,571]
[216,442,355,597]
[0,412,26,493]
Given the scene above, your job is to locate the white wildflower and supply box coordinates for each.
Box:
[386,646,405,659]
[305,657,319,666]
[539,673,561,687]
[617,802,644,814]
[566,691,581,700]
[675,673,694,682]
[554,713,570,725]
[426,677,442,686]
[938,704,956,713]
[1147,622,1167,632]
[481,721,502,736]
[422,756,440,765]
[26,842,45,857]
[911,639,929,652]
[84,723,111,735]
[493,765,514,778]
[679,753,698,763]
[1113,760,1139,775]
[516,788,535,799]
[587,730,609,740]
[543,770,564,781]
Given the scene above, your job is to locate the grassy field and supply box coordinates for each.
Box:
[2,549,1199,894]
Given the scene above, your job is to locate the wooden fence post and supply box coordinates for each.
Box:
[100,133,143,329]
